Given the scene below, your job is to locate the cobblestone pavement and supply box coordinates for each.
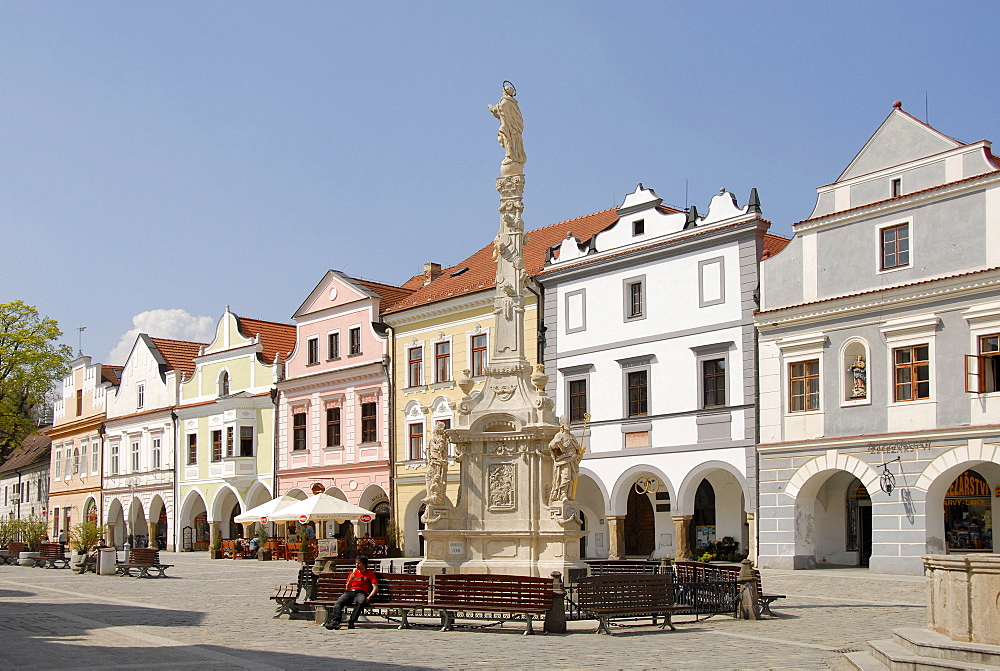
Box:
[0,553,926,670]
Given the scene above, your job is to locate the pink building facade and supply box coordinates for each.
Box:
[275,270,413,540]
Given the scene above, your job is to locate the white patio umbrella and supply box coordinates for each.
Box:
[233,493,303,524]
[268,492,374,523]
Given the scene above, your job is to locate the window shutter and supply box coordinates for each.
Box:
[965,354,984,393]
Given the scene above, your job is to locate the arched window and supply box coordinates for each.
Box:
[219,371,230,396]
[72,448,80,475]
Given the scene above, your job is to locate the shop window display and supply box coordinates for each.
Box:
[944,469,994,552]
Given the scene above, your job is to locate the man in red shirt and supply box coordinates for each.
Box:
[326,556,378,630]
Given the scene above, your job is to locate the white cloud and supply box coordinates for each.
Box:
[107,309,216,365]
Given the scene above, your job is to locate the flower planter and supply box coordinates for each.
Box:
[70,552,87,573]
[257,549,272,561]
[210,550,223,560]
[18,551,41,567]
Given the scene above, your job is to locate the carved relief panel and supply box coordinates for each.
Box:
[487,462,516,510]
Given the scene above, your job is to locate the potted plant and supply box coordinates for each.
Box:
[256,525,271,561]
[210,529,223,560]
[16,515,46,566]
[384,519,402,558]
[68,521,103,573]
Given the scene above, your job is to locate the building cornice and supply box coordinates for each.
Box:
[47,414,105,438]
[383,292,495,328]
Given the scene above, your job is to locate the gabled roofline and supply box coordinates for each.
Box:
[291,269,385,320]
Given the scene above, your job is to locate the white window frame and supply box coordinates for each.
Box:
[876,218,913,275]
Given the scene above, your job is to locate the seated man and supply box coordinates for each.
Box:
[325,556,378,630]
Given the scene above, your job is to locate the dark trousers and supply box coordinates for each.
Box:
[331,589,367,625]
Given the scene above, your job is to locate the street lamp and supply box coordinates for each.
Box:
[124,478,138,551]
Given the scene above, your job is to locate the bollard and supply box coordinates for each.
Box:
[544,571,567,634]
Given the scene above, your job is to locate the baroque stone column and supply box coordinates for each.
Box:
[607,516,626,560]
[672,515,694,560]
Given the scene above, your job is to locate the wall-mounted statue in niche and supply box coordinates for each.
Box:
[849,354,867,398]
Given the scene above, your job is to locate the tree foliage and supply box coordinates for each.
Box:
[0,301,72,460]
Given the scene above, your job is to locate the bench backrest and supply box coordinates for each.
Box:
[576,574,676,608]
[128,548,159,565]
[39,543,64,558]
[6,542,29,554]
[432,574,553,611]
[586,560,662,575]
[673,561,763,596]
[313,571,430,606]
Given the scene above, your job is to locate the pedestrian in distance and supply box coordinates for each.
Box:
[325,556,378,630]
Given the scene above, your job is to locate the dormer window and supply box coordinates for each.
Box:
[632,219,645,236]
[219,371,230,396]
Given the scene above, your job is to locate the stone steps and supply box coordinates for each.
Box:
[844,628,1000,670]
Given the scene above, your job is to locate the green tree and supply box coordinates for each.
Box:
[0,301,72,461]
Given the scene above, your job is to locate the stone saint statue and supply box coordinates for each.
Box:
[488,82,525,175]
[422,421,449,505]
[849,354,867,398]
[548,416,585,505]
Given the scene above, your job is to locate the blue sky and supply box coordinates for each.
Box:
[4,2,1000,363]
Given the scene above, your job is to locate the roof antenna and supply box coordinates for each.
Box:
[77,326,86,357]
[685,179,689,210]
[925,91,929,124]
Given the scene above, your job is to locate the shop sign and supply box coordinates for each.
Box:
[946,471,990,498]
[867,440,930,454]
[359,514,373,523]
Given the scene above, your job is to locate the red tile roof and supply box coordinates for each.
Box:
[383,208,620,313]
[0,433,51,474]
[352,278,417,313]
[149,337,206,379]
[235,317,297,364]
[762,233,791,259]
[101,365,123,386]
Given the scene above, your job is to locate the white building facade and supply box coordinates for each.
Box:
[756,103,1000,574]
[539,184,783,561]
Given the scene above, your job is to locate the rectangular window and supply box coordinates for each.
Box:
[226,426,235,457]
[240,426,254,457]
[152,438,161,469]
[471,334,488,377]
[211,430,222,462]
[979,335,1000,393]
[307,337,319,365]
[111,444,119,475]
[80,443,88,476]
[361,401,377,443]
[568,379,588,422]
[349,327,362,355]
[408,422,424,460]
[632,219,644,236]
[326,407,341,447]
[76,389,83,416]
[55,449,62,479]
[137,383,144,409]
[627,370,648,417]
[894,344,930,401]
[408,346,423,386]
[292,413,307,451]
[891,177,901,198]
[435,341,451,383]
[131,441,140,472]
[702,358,726,408]
[328,332,340,360]
[789,360,820,412]
[187,434,198,465]
[92,442,99,473]
[65,449,72,478]
[881,223,910,270]
[625,280,644,319]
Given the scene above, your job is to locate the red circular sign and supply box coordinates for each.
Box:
[260,516,268,524]
[299,515,308,524]
[359,514,373,523]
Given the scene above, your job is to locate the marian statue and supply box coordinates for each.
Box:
[422,421,449,506]
[548,416,585,505]
[488,81,525,175]
[849,354,867,399]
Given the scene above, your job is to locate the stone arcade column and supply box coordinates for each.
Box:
[672,515,694,560]
[209,521,220,549]
[607,516,626,560]
[147,521,157,549]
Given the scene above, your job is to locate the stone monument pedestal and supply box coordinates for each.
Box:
[925,553,1000,645]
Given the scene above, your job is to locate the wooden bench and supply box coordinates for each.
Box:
[116,548,174,578]
[306,571,431,629]
[270,564,315,617]
[37,543,70,569]
[429,574,553,635]
[586,559,663,575]
[4,542,28,564]
[576,573,686,635]
[673,561,785,616]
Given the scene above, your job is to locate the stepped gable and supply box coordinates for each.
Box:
[0,433,51,474]
[762,233,791,259]
[149,337,206,379]
[101,365,123,386]
[234,316,296,363]
[383,207,619,313]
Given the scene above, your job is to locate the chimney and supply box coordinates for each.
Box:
[423,262,442,285]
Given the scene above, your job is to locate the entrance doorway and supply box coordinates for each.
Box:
[846,478,872,566]
[624,487,654,556]
[689,480,717,553]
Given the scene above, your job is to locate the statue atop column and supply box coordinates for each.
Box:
[422,421,449,505]
[488,81,526,176]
